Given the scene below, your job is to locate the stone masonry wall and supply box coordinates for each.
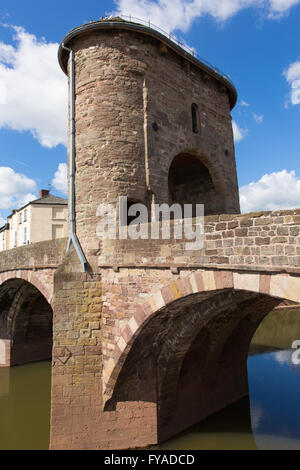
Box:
[98,209,300,273]
[67,27,239,270]
[0,238,67,273]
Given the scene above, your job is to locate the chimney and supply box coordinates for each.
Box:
[40,189,50,198]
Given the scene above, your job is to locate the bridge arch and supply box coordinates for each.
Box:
[0,270,53,305]
[103,269,300,442]
[0,277,53,367]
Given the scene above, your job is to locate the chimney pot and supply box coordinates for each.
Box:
[40,189,50,198]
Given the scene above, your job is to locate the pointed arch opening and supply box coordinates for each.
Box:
[168,153,223,216]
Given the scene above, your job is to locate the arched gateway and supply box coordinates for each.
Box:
[102,270,298,443]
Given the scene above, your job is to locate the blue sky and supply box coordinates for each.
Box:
[0,0,300,224]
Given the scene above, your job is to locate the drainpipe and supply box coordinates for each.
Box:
[62,44,88,272]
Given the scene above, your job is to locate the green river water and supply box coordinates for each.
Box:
[0,307,300,450]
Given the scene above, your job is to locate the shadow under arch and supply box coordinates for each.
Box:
[0,278,53,366]
[105,287,280,443]
[103,270,300,444]
[167,151,226,216]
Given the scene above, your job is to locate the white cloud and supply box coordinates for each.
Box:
[232,120,248,142]
[0,167,37,211]
[268,0,300,17]
[284,60,300,106]
[114,0,300,33]
[52,162,68,195]
[272,350,291,365]
[0,25,67,148]
[240,169,300,213]
[239,100,250,107]
[253,112,264,123]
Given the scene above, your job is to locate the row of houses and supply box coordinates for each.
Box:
[0,190,68,252]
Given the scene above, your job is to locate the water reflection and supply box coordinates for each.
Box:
[0,361,51,450]
[158,397,258,450]
[0,368,9,397]
[248,349,300,450]
[0,308,299,449]
[160,307,300,450]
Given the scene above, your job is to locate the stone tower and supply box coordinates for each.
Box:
[58,17,240,267]
[50,18,245,450]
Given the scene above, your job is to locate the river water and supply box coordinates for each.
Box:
[0,308,300,450]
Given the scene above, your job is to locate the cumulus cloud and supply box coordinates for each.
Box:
[114,0,300,33]
[284,60,300,106]
[268,0,300,17]
[239,100,250,107]
[272,350,291,365]
[52,162,68,195]
[240,169,300,213]
[232,120,248,142]
[0,25,67,148]
[0,167,37,211]
[253,112,264,123]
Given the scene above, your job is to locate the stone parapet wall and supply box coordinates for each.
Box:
[0,238,67,273]
[98,209,300,273]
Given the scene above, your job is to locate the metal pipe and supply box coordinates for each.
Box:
[62,44,88,272]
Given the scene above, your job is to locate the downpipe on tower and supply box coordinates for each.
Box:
[62,44,88,272]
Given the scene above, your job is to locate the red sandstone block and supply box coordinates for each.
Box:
[161,285,175,304]
[194,272,205,292]
[142,301,153,319]
[259,274,271,294]
[85,346,102,355]
[177,277,193,296]
[122,325,133,343]
[214,270,233,289]
[134,304,146,325]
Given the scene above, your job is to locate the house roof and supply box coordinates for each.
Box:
[30,194,68,206]
[0,224,9,233]
[7,194,68,219]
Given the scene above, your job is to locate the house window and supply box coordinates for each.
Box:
[52,224,64,239]
[23,209,27,222]
[52,207,64,220]
[18,213,22,224]
[191,103,199,134]
[14,231,17,247]
[24,227,27,244]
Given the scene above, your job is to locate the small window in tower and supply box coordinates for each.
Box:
[191,103,198,134]
[119,198,148,226]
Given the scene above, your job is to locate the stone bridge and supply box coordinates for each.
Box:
[2,17,300,450]
[0,209,297,448]
[0,238,66,366]
[0,211,300,448]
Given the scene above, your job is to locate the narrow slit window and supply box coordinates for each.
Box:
[191,103,198,133]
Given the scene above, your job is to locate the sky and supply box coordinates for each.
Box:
[0,0,300,225]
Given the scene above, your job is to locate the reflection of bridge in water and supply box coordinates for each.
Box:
[1,210,300,448]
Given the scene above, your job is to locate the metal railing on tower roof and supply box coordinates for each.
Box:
[98,14,234,88]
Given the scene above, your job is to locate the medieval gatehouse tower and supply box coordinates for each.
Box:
[58,17,240,267]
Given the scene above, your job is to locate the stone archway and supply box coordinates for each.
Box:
[102,269,300,443]
[168,153,225,216]
[0,278,53,367]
